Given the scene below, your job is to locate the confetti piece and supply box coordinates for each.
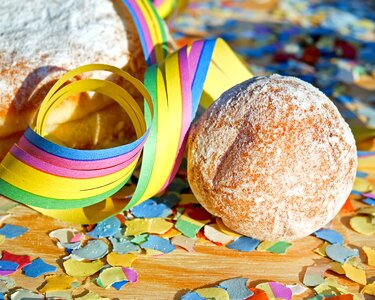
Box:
[109,237,140,254]
[196,287,230,300]
[0,224,27,239]
[0,235,4,246]
[131,199,172,218]
[226,236,260,252]
[22,258,56,278]
[350,216,375,235]
[70,233,84,243]
[340,198,355,213]
[342,257,367,285]
[106,252,137,268]
[362,282,375,296]
[63,258,104,277]
[160,228,182,239]
[1,251,30,269]
[168,178,190,193]
[362,246,375,266]
[216,218,241,237]
[327,295,354,300]
[39,274,77,293]
[248,288,270,300]
[87,216,121,238]
[219,278,253,299]
[45,290,73,300]
[204,224,235,244]
[363,198,375,206]
[131,234,149,244]
[256,282,292,300]
[124,218,173,236]
[171,235,196,252]
[325,244,358,263]
[286,283,308,296]
[71,240,108,261]
[175,214,209,238]
[140,235,176,254]
[313,228,344,244]
[0,261,18,276]
[357,206,375,216]
[257,241,292,254]
[97,267,127,289]
[187,207,212,221]
[352,177,372,193]
[314,278,353,296]
[144,249,164,256]
[111,280,129,290]
[181,291,205,300]
[10,289,44,299]
[314,242,329,257]
[0,276,16,292]
[303,265,329,287]
[328,262,345,275]
[123,268,138,282]
[49,228,82,250]
[155,193,180,208]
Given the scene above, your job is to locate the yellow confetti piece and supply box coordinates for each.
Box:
[124,218,173,236]
[362,246,375,266]
[257,241,277,251]
[196,287,230,300]
[160,227,182,239]
[350,216,375,235]
[97,267,126,289]
[353,177,373,193]
[204,224,235,244]
[38,274,76,293]
[357,206,375,216]
[342,257,367,285]
[362,282,375,296]
[216,218,241,238]
[0,234,5,245]
[63,258,104,277]
[329,262,346,275]
[144,248,164,256]
[179,193,199,205]
[171,235,196,252]
[314,242,329,257]
[106,253,137,268]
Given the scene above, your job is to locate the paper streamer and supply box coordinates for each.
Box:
[0,0,252,224]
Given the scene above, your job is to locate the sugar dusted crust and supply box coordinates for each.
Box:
[188,75,357,241]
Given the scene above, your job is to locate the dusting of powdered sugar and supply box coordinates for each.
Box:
[0,0,130,110]
[188,74,357,241]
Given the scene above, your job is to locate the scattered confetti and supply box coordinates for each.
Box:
[362,246,375,266]
[325,244,358,263]
[175,214,209,238]
[63,258,105,277]
[10,289,44,299]
[203,224,235,244]
[219,278,253,299]
[109,236,140,254]
[303,265,329,287]
[314,278,354,297]
[1,251,31,269]
[123,268,138,282]
[257,241,292,254]
[140,235,176,253]
[342,257,367,285]
[313,228,344,244]
[38,274,77,293]
[0,224,27,239]
[106,252,137,268]
[226,236,260,252]
[171,235,196,252]
[22,258,56,278]
[286,283,308,296]
[196,287,230,300]
[256,282,292,300]
[350,216,375,235]
[71,240,109,261]
[0,261,18,276]
[49,228,81,249]
[362,282,375,296]
[87,216,121,238]
[97,267,127,289]
[131,199,172,218]
[124,218,173,236]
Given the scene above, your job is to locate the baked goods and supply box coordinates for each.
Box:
[0,0,146,159]
[187,75,357,241]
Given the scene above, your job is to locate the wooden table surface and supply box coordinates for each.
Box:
[1,180,374,300]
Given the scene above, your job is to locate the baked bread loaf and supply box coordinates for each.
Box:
[188,75,357,241]
[0,0,146,159]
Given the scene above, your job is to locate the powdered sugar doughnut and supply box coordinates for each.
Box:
[187,75,357,241]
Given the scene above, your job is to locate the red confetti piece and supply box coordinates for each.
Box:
[187,206,212,221]
[247,288,270,300]
[340,198,355,213]
[2,251,31,269]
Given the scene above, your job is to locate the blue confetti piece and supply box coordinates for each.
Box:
[351,190,362,196]
[0,261,19,271]
[219,278,253,300]
[72,240,108,260]
[356,171,368,178]
[22,258,56,278]
[363,198,375,206]
[325,244,358,263]
[313,228,344,245]
[140,235,176,254]
[0,224,28,239]
[181,291,205,300]
[112,280,129,290]
[155,193,180,208]
[336,95,353,104]
[131,199,172,218]
[87,216,121,238]
[109,237,140,254]
[0,292,4,300]
[226,236,260,252]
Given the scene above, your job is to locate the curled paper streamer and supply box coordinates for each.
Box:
[0,0,252,224]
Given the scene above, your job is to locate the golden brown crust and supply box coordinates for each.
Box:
[188,75,357,241]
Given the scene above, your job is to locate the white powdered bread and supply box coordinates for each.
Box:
[0,0,146,158]
[188,75,357,241]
